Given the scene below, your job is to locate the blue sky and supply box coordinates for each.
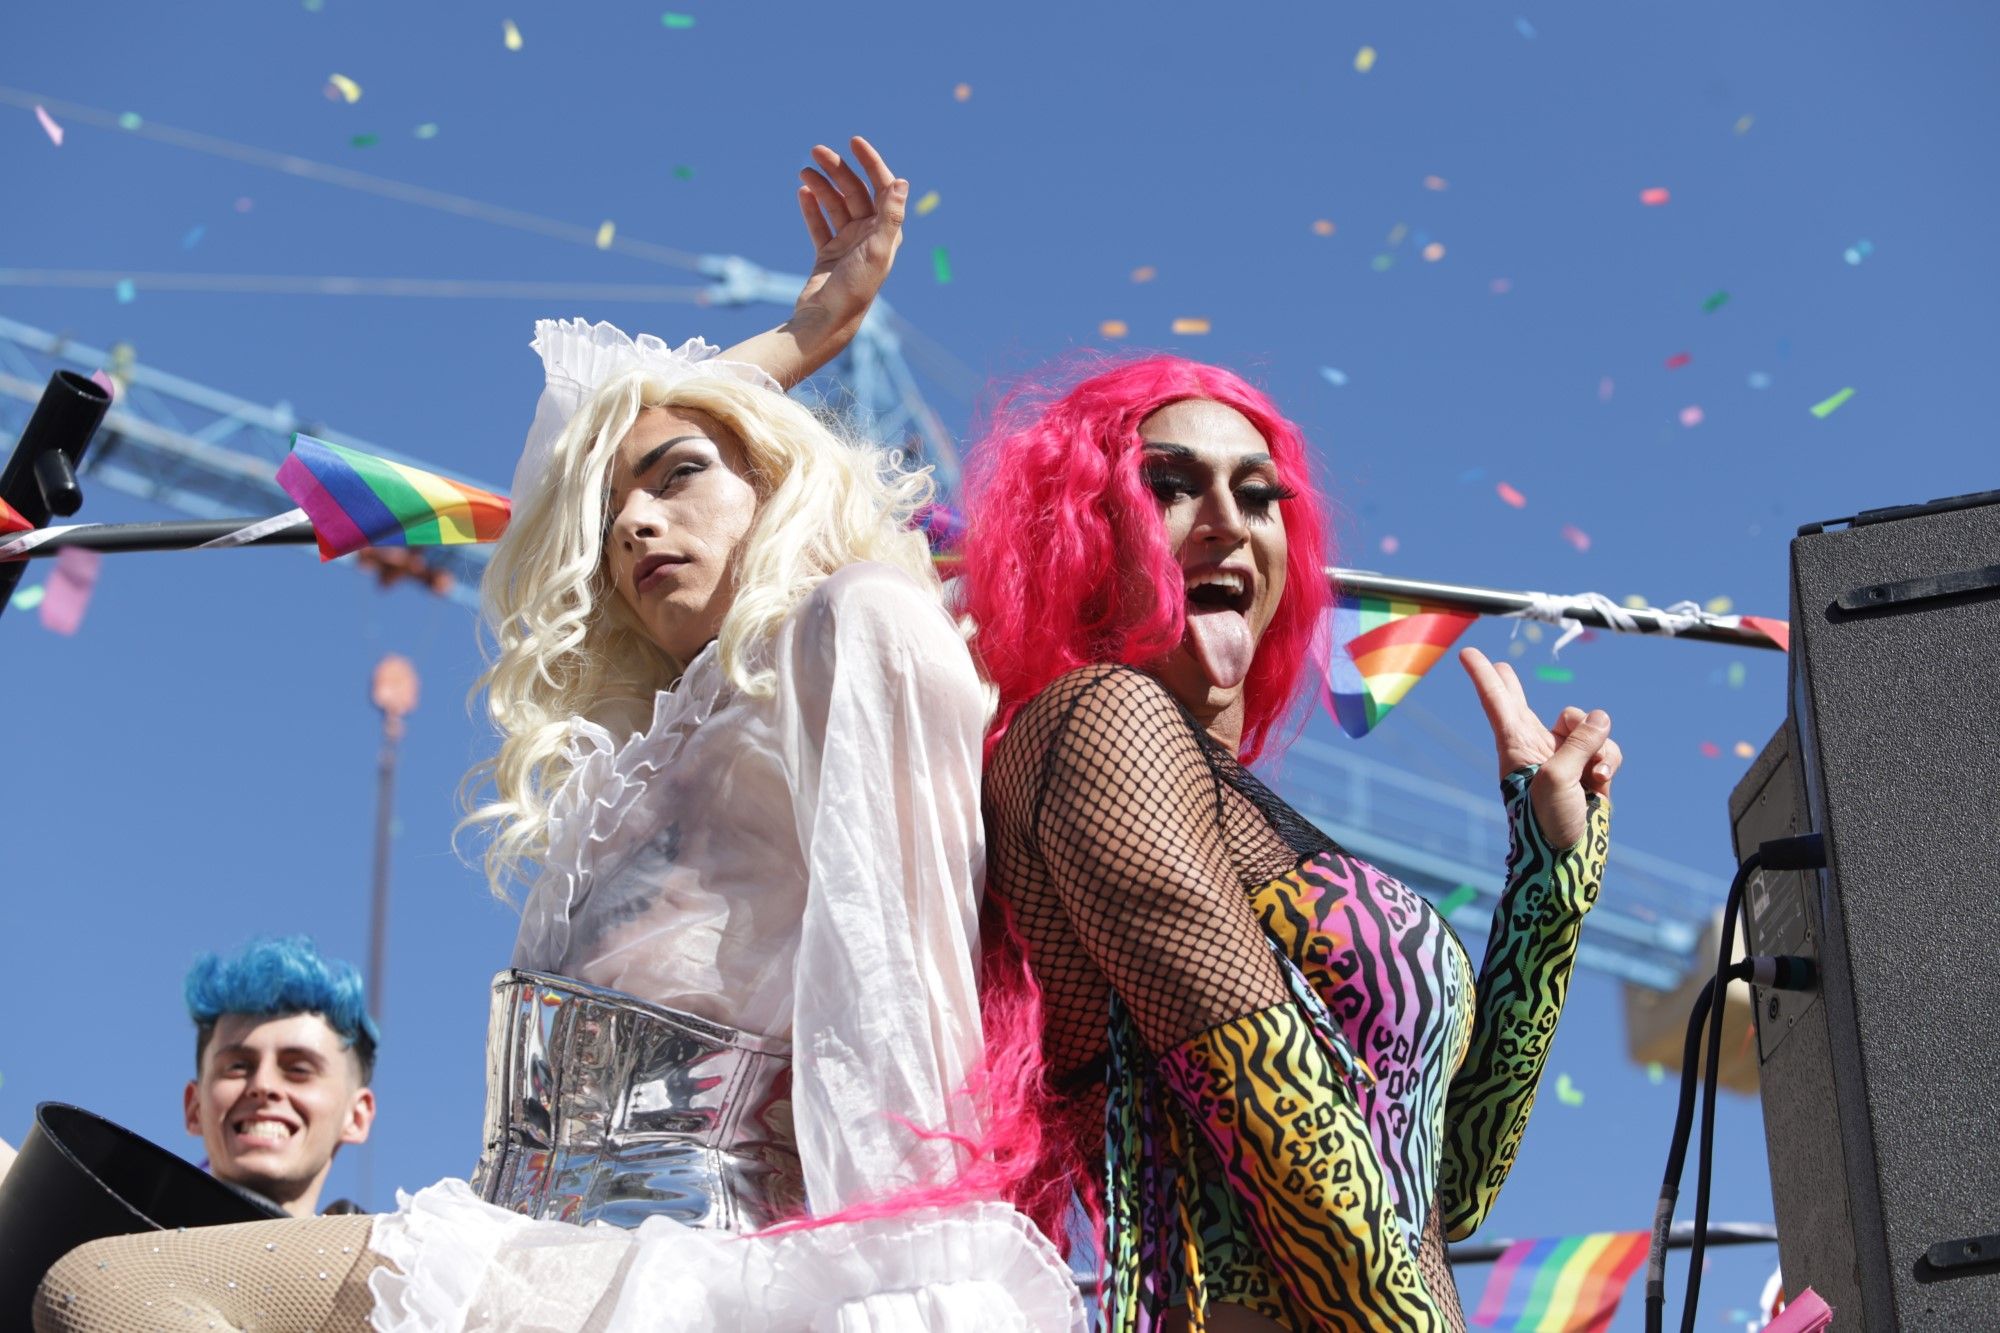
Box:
[4,2,1994,1326]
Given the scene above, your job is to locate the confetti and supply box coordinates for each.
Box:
[1422,242,1445,261]
[1320,367,1348,387]
[1496,482,1527,508]
[414,123,440,139]
[503,19,524,50]
[953,83,972,102]
[34,104,64,146]
[595,220,616,249]
[1555,1073,1584,1105]
[1598,376,1614,402]
[660,12,696,27]
[1646,1061,1665,1085]
[350,133,379,148]
[10,584,46,611]
[1536,665,1576,684]
[1354,45,1377,73]
[672,165,693,180]
[1522,622,1543,643]
[326,73,362,103]
[914,190,940,216]
[1640,187,1670,206]
[1379,535,1400,554]
[1734,741,1756,759]
[1386,222,1408,246]
[1490,277,1512,295]
[181,225,205,250]
[1665,351,1692,370]
[1560,524,1591,552]
[1514,16,1537,38]
[118,111,143,130]
[1621,593,1646,610]
[1727,662,1746,688]
[1810,387,1855,418]
[114,279,136,304]
[1702,290,1730,313]
[1844,239,1874,266]
[932,246,952,284]
[1747,371,1771,389]
[1680,405,1705,428]
[1171,317,1211,335]
[1735,114,1754,135]
[1370,254,1395,272]
[1700,741,1722,758]
[1424,174,1448,191]
[1098,319,1128,339]
[1705,595,1733,614]
[1312,219,1336,236]
[1436,884,1479,916]
[1507,640,1527,658]
[1130,265,1157,283]
[40,546,102,636]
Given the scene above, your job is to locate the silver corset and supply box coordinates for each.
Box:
[470,969,805,1230]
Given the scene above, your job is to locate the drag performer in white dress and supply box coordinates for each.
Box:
[37,138,1082,1333]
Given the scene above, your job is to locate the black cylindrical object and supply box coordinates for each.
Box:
[1,370,111,608]
[0,1103,284,1322]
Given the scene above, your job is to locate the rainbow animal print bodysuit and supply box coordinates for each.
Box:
[983,666,1612,1333]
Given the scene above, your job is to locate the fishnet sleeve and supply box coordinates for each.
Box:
[1023,666,1289,1052]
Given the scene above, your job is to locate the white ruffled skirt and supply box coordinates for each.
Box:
[365,1178,1087,1333]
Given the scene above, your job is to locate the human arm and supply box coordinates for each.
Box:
[780,564,989,1212]
[721,137,908,390]
[1437,649,1619,1239]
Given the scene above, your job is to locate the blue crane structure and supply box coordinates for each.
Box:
[0,310,1721,995]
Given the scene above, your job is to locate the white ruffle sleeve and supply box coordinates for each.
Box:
[774,562,992,1211]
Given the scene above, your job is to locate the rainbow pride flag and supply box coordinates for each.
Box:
[1319,594,1478,737]
[1470,1230,1650,1332]
[276,434,510,561]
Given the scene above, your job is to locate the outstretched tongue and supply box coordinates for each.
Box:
[1185,608,1255,690]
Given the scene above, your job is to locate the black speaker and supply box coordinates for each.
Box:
[1744,487,2000,1328]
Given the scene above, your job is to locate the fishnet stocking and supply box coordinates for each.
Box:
[34,1214,386,1333]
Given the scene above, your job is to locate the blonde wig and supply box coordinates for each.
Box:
[461,371,941,900]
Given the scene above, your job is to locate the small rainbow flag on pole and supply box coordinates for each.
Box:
[1470,1230,1650,1332]
[276,434,510,561]
[1319,594,1478,737]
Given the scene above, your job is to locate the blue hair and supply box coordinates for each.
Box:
[185,936,380,1083]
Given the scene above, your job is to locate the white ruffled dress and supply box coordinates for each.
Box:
[366,563,1084,1332]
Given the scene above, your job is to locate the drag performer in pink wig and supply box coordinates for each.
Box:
[959,357,1624,1331]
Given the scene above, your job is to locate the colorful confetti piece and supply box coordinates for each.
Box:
[1735,114,1754,135]
[414,123,440,139]
[1320,367,1348,387]
[1514,16,1537,38]
[1507,640,1527,658]
[660,12,696,27]
[1354,45,1377,73]
[1422,242,1445,261]
[1640,187,1670,206]
[350,133,379,148]
[1130,265,1156,283]
[953,82,972,102]
[1560,524,1591,552]
[672,165,693,180]
[1437,883,1480,916]
[1844,239,1874,266]
[1647,1061,1665,1085]
[1098,319,1128,339]
[1424,174,1449,191]
[915,190,940,216]
[1386,222,1408,246]
[1490,277,1513,295]
[1665,351,1692,370]
[181,225,205,250]
[1598,376,1614,402]
[1727,662,1746,689]
[1370,254,1395,272]
[1555,1073,1584,1105]
[1748,371,1771,389]
[1734,741,1756,759]
[1680,405,1705,428]
[1312,219,1336,236]
[1171,317,1211,335]
[34,104,63,146]
[326,73,362,103]
[1496,482,1527,508]
[595,220,616,249]
[1705,595,1733,614]
[1700,741,1722,758]
[1703,290,1730,313]
[932,246,952,284]
[40,546,102,635]
[503,19,524,50]
[10,583,46,611]
[117,111,143,130]
[1536,665,1576,684]
[1379,535,1399,554]
[1810,387,1855,418]
[114,279,136,304]
[1622,593,1647,610]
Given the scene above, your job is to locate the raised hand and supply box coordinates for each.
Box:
[1458,646,1622,850]
[793,136,908,339]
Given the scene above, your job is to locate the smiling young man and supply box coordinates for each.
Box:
[183,936,380,1217]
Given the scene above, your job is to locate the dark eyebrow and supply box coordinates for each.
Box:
[632,435,711,479]
[1141,441,1275,473]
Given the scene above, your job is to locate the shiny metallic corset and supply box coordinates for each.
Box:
[470,969,804,1230]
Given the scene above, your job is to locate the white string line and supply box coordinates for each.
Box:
[0,269,710,302]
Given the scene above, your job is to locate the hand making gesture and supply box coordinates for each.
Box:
[1458,646,1622,850]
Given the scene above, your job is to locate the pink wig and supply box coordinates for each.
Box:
[960,354,1334,764]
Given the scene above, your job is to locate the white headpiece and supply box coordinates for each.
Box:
[513,318,783,501]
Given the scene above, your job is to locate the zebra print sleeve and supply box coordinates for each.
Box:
[1436,764,1611,1241]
